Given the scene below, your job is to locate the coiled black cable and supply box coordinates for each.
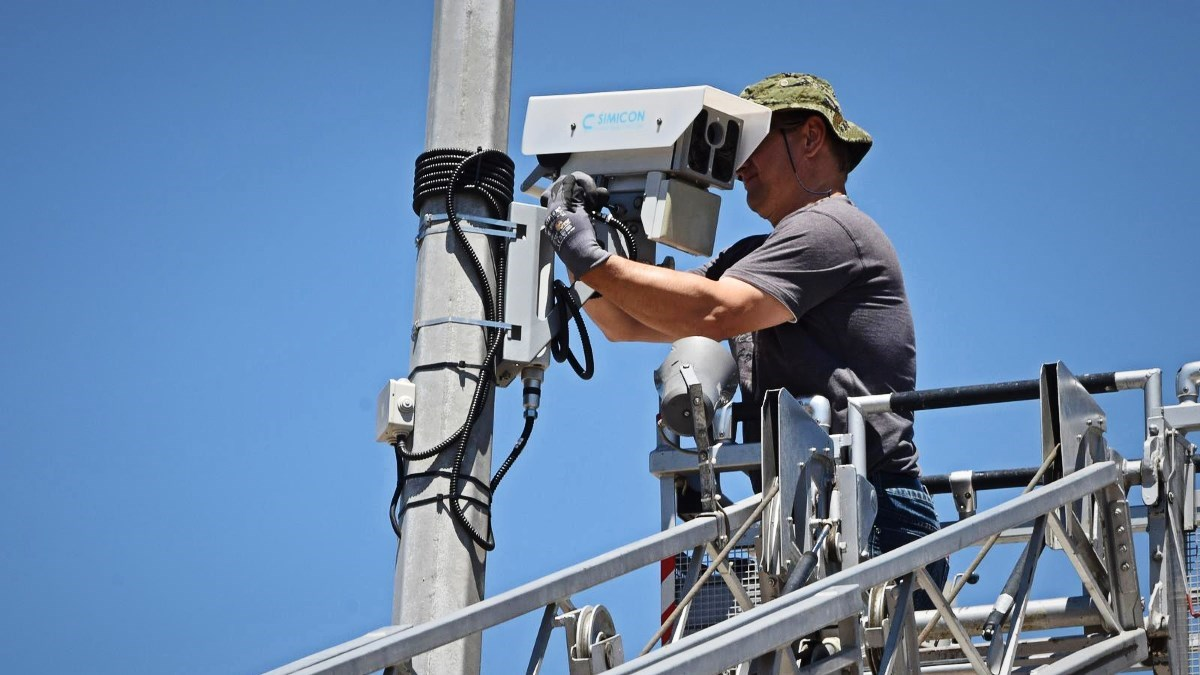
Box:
[396,147,515,551]
[413,148,514,217]
[550,279,594,380]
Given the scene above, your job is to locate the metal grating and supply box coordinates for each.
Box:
[673,545,762,635]
[1189,526,1200,674]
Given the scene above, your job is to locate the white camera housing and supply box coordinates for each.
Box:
[522,86,770,257]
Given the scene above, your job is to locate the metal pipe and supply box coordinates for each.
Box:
[1031,629,1147,675]
[848,400,870,479]
[845,366,1158,491]
[1142,369,1162,438]
[617,585,864,675]
[396,2,515,674]
[852,368,1158,420]
[914,596,1104,642]
[268,496,760,675]
[924,467,1042,493]
[886,372,1119,413]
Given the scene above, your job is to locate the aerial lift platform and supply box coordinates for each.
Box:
[271,358,1200,674]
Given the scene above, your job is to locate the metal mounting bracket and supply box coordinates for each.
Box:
[949,470,976,519]
[411,316,513,340]
[682,365,721,522]
[417,212,518,244]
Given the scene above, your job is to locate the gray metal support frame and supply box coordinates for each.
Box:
[397,1,515,673]
[1031,629,1148,675]
[611,585,864,675]
[270,498,760,675]
[613,462,1121,674]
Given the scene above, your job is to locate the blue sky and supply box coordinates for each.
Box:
[2,2,1198,673]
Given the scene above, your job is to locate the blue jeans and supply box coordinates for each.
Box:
[867,473,949,611]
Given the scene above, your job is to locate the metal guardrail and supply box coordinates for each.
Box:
[607,461,1121,673]
[268,497,761,674]
[272,358,1199,674]
[272,460,1123,674]
[846,368,1161,479]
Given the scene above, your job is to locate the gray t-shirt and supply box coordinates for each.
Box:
[693,195,920,476]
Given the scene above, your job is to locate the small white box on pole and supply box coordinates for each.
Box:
[376,378,416,443]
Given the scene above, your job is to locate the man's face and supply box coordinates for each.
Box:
[736,122,802,225]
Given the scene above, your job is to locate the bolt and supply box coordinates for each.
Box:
[1118,526,1126,535]
[699,452,707,461]
[1169,491,1176,503]
[1113,506,1123,516]
[1150,424,1160,436]
[1153,547,1164,561]
[1120,544,1129,553]
[1086,419,1094,426]
[1121,562,1131,572]
[693,397,701,404]
[399,397,415,411]
[570,122,577,131]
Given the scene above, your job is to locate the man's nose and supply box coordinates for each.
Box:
[735,160,751,181]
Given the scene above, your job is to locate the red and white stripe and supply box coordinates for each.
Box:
[660,556,677,645]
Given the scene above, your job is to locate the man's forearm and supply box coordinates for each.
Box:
[580,256,744,340]
[582,296,673,343]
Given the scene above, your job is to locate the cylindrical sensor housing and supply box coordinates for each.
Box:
[654,336,738,437]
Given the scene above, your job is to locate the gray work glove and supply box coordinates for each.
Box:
[541,172,611,277]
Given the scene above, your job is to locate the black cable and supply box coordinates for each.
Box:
[600,212,638,262]
[390,439,407,539]
[490,415,536,493]
[400,147,515,550]
[550,279,595,380]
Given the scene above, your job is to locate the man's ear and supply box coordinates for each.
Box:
[802,117,826,158]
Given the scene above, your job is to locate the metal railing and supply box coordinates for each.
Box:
[268,497,762,674]
[272,360,1200,674]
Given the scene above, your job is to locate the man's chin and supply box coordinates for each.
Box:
[745,198,766,220]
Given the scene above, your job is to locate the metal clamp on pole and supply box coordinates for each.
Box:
[416,212,518,244]
[949,470,977,520]
[411,316,514,341]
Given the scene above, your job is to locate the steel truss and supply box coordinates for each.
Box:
[271,360,1200,674]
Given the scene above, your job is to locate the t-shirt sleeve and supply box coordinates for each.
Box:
[722,211,862,321]
[687,234,771,280]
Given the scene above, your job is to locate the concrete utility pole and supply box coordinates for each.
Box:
[396,1,514,673]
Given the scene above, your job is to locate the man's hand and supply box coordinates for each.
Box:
[542,172,611,278]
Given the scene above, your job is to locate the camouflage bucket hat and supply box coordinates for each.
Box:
[739,73,872,172]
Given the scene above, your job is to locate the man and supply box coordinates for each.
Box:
[543,73,947,602]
